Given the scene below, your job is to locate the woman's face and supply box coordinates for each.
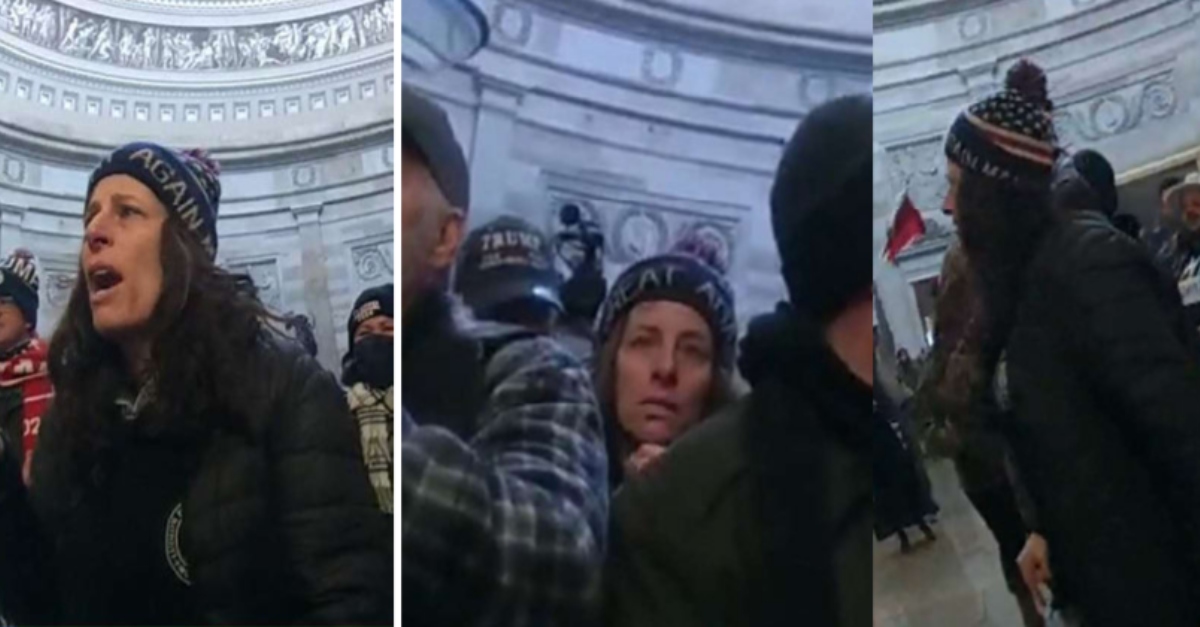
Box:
[614,301,715,446]
[83,175,168,341]
[943,161,962,225]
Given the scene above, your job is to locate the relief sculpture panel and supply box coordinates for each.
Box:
[0,0,392,71]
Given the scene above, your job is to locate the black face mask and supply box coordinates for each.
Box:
[349,335,393,389]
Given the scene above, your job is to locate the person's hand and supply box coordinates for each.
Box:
[624,444,668,477]
[1018,533,1052,614]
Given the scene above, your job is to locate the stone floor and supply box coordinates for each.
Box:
[873,459,1027,627]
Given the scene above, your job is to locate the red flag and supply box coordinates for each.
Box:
[884,192,927,263]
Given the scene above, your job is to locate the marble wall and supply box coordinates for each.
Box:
[406,0,871,331]
[874,0,1200,355]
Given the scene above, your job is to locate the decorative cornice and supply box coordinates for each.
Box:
[0,0,392,73]
[514,0,870,73]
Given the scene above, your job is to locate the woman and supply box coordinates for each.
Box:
[0,142,391,625]
[948,60,1200,626]
[593,237,738,489]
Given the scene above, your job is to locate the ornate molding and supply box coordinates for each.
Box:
[884,138,948,218]
[641,45,682,87]
[612,206,668,262]
[0,0,392,72]
[493,1,532,47]
[43,268,75,308]
[227,257,283,311]
[1053,73,1178,146]
[350,239,391,283]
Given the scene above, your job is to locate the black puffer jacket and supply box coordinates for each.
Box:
[0,338,392,625]
[1004,211,1200,627]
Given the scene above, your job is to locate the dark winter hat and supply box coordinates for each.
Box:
[348,283,394,349]
[771,94,872,323]
[454,216,562,315]
[1067,149,1118,217]
[944,59,1058,189]
[0,249,38,330]
[595,236,737,369]
[87,142,221,258]
[402,85,470,212]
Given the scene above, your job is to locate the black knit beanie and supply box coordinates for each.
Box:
[595,235,737,370]
[348,283,394,351]
[0,249,38,330]
[771,95,873,323]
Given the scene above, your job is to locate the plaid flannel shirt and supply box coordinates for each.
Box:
[401,335,608,626]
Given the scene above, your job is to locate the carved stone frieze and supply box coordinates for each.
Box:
[1053,73,1177,146]
[351,239,392,283]
[0,0,393,71]
[227,258,283,311]
[612,206,668,262]
[43,269,74,308]
[884,139,948,217]
[493,2,533,47]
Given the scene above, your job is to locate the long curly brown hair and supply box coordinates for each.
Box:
[47,215,282,479]
[955,170,1058,377]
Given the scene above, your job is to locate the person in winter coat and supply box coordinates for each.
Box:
[1147,175,1182,269]
[0,250,52,487]
[592,235,739,491]
[606,94,872,627]
[343,283,394,514]
[872,379,938,554]
[922,239,1043,626]
[1160,172,1200,338]
[400,85,608,626]
[0,142,391,626]
[947,59,1200,627]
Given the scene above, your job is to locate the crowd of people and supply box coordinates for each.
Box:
[400,84,873,625]
[0,142,395,625]
[879,59,1200,627]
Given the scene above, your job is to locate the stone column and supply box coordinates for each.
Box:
[467,76,524,225]
[292,203,340,372]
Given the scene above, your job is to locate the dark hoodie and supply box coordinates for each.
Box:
[606,303,870,627]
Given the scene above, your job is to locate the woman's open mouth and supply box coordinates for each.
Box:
[87,265,124,302]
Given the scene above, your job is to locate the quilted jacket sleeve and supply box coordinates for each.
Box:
[269,352,393,625]
[1062,228,1200,573]
[401,337,608,625]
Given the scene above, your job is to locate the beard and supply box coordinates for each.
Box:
[401,207,447,314]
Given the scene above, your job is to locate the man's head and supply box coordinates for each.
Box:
[0,250,38,353]
[344,283,394,389]
[453,216,563,331]
[402,86,470,314]
[1160,175,1183,227]
[1163,173,1200,235]
[770,95,873,383]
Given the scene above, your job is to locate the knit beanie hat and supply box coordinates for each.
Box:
[771,94,873,323]
[0,249,38,330]
[348,283,394,349]
[595,236,737,370]
[87,142,222,258]
[944,59,1058,189]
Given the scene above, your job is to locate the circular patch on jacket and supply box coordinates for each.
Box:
[165,503,191,586]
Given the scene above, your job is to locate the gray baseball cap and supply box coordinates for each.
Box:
[402,85,470,212]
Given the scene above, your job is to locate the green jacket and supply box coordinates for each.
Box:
[606,398,871,627]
